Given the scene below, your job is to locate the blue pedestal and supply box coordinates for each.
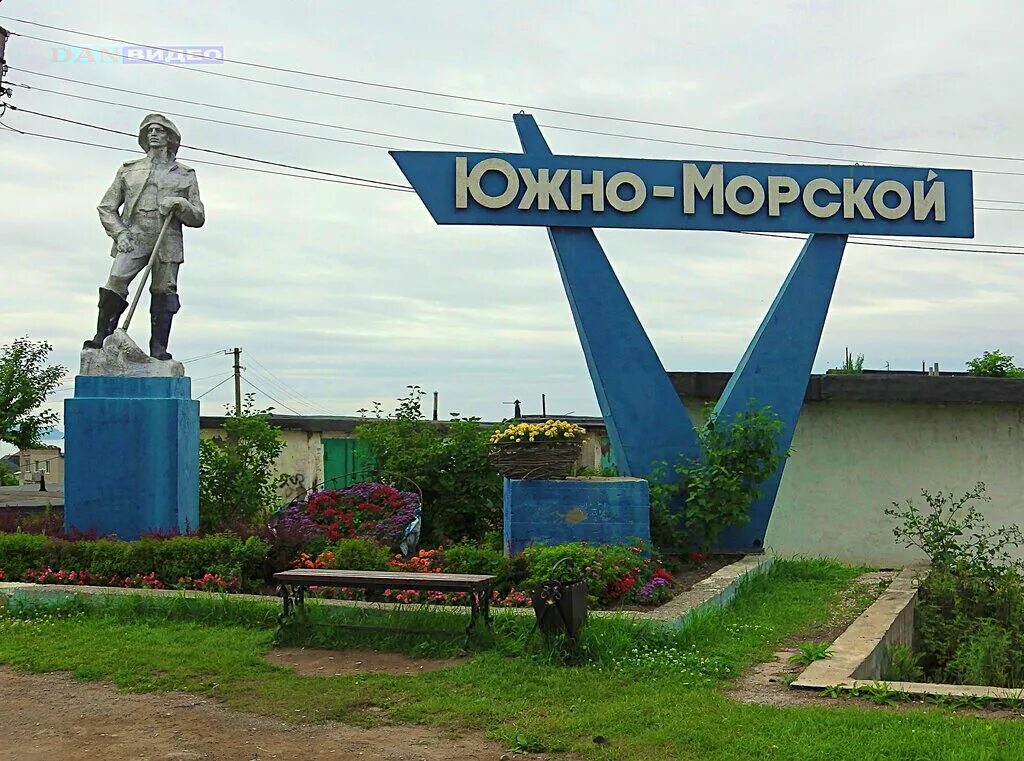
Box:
[64,376,199,539]
[503,477,650,556]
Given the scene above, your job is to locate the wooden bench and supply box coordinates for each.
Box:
[272,569,498,645]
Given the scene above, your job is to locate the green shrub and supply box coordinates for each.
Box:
[945,620,1018,687]
[199,394,285,532]
[966,349,1024,378]
[883,643,924,682]
[0,532,48,578]
[439,543,515,583]
[650,403,787,549]
[0,532,270,591]
[520,542,650,605]
[322,539,392,571]
[889,484,1024,688]
[355,386,502,545]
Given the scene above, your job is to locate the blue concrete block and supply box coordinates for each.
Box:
[503,477,650,556]
[64,376,199,539]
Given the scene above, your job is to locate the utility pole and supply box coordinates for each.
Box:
[232,347,242,415]
[541,393,547,417]
[0,27,12,102]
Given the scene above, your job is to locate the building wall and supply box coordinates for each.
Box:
[17,448,64,487]
[199,427,327,504]
[683,399,1024,566]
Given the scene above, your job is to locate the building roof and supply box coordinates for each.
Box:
[200,373,1024,437]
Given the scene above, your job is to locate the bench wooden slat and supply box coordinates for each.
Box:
[273,568,497,593]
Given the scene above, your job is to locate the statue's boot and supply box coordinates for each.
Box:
[149,293,180,361]
[82,287,128,349]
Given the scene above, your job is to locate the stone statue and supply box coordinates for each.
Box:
[84,114,205,361]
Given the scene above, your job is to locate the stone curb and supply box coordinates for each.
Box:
[0,555,770,625]
[794,567,918,690]
[792,566,1024,700]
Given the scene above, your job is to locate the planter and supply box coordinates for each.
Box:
[532,580,588,639]
[488,441,583,480]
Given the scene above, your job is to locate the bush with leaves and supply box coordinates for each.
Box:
[199,394,285,532]
[355,386,502,544]
[887,483,1024,687]
[966,349,1024,378]
[0,462,18,487]
[0,337,66,449]
[650,404,787,549]
[0,532,270,591]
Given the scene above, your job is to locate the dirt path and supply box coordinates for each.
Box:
[0,666,545,761]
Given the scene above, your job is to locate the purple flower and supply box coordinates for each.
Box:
[636,576,671,601]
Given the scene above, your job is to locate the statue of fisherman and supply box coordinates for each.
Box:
[84,114,205,360]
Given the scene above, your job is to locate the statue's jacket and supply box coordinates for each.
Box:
[97,155,205,263]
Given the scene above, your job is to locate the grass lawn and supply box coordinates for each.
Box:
[2,559,1022,760]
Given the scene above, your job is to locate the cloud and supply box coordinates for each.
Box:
[1,0,1022,424]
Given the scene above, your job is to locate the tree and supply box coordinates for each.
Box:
[966,350,1024,378]
[356,386,502,544]
[0,462,18,486]
[0,338,66,449]
[199,394,285,531]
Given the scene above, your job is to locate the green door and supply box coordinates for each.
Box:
[322,438,370,490]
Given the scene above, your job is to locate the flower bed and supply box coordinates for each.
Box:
[0,505,737,611]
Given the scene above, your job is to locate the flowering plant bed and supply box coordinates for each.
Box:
[488,420,587,480]
[300,483,419,544]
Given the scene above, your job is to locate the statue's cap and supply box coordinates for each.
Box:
[138,114,181,154]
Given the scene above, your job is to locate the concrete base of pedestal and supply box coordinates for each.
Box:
[64,376,199,539]
[503,477,650,556]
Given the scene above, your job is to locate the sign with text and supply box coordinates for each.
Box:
[391,152,974,237]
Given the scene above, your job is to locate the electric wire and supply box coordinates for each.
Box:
[10,66,1024,181]
[7,18,1024,165]
[2,120,1022,255]
[240,375,303,415]
[7,71,496,151]
[180,348,231,363]
[5,106,1024,212]
[8,105,413,189]
[195,375,233,400]
[243,367,328,415]
[10,68,1024,186]
[244,351,332,415]
[0,119,414,190]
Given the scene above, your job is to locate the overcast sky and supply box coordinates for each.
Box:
[1,0,1022,447]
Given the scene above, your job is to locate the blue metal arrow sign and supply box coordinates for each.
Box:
[391,115,975,551]
[392,149,974,237]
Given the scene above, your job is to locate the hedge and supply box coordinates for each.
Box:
[0,533,270,591]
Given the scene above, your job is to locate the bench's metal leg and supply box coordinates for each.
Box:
[482,586,493,631]
[273,583,293,645]
[465,592,480,646]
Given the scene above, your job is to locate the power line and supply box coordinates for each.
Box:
[742,232,1024,256]
[8,104,413,189]
[7,17,1024,166]
[15,73,1022,183]
[10,69,1024,185]
[244,351,332,415]
[195,375,233,399]
[180,348,231,363]
[6,104,1024,214]
[243,367,327,415]
[0,119,414,190]
[2,119,1022,254]
[241,375,302,415]
[8,70,497,151]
